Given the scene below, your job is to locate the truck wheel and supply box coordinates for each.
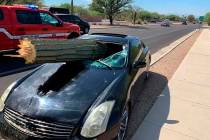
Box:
[146,57,151,80]
[115,105,129,140]
[84,28,89,34]
[68,32,79,39]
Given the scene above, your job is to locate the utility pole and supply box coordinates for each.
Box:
[71,0,74,14]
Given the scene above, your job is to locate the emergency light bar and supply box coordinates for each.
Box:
[12,4,38,10]
[26,4,38,10]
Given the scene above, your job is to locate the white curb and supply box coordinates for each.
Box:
[151,29,199,65]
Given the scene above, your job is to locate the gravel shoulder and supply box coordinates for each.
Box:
[126,30,201,139]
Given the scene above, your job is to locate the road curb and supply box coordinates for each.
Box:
[151,29,199,65]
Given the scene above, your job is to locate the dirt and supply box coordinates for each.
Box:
[126,30,201,140]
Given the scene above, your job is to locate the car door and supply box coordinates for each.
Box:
[0,7,14,51]
[13,9,44,38]
[40,12,68,39]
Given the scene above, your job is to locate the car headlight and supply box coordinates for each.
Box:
[80,101,115,138]
[0,82,17,112]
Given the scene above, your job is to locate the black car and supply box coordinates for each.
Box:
[182,21,187,25]
[0,33,151,140]
[161,19,170,27]
[55,14,90,34]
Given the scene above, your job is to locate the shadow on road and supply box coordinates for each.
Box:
[126,71,172,140]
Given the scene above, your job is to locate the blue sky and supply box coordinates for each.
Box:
[44,0,210,16]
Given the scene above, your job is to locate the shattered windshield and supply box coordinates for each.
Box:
[90,45,128,69]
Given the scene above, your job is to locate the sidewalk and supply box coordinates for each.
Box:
[131,28,210,140]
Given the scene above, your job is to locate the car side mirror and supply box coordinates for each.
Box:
[56,22,63,27]
[133,61,147,69]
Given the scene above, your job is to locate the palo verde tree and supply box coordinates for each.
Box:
[205,13,210,26]
[91,0,132,25]
[187,15,196,23]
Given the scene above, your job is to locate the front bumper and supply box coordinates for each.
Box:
[0,112,119,140]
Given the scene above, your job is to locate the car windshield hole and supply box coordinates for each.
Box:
[37,42,127,94]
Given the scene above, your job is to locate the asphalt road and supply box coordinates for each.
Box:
[91,24,200,53]
[0,24,200,93]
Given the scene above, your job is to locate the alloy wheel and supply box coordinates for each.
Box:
[117,107,129,140]
[84,28,89,34]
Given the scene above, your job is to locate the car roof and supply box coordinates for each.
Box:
[0,5,30,10]
[55,14,77,16]
[0,5,48,12]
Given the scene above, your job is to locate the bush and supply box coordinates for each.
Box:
[136,19,142,25]
[205,13,210,26]
[143,20,148,24]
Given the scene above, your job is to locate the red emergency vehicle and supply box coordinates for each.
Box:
[0,5,80,54]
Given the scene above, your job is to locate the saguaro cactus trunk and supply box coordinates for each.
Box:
[13,39,108,64]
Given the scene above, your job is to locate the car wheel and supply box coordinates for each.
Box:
[68,32,80,39]
[84,28,89,34]
[146,58,151,79]
[146,71,150,79]
[116,106,129,140]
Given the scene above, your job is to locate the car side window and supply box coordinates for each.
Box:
[40,12,59,26]
[58,15,70,22]
[67,15,75,22]
[74,16,81,22]
[0,9,4,21]
[16,10,42,24]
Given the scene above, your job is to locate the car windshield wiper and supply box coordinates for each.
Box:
[96,60,112,70]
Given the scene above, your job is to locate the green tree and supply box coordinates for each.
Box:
[159,14,166,21]
[59,3,101,17]
[139,10,152,21]
[91,0,132,25]
[166,14,181,21]
[187,15,196,23]
[60,3,89,16]
[199,16,204,22]
[205,13,210,26]
[115,5,134,22]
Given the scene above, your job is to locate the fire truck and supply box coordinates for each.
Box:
[0,5,80,54]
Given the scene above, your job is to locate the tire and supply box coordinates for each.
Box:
[84,27,89,34]
[146,57,151,80]
[68,32,80,39]
[115,105,129,140]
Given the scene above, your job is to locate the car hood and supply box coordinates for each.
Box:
[5,63,124,125]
